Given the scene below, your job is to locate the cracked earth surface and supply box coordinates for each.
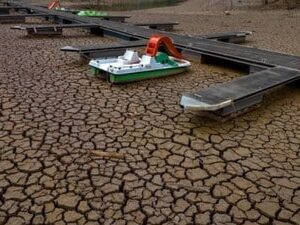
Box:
[0,14,300,225]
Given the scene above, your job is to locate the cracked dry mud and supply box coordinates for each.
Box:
[1,15,300,225]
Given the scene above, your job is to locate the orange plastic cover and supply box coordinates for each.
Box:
[48,0,61,9]
[146,35,183,59]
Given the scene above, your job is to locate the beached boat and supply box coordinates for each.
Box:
[88,35,191,83]
[48,0,107,16]
[77,10,108,17]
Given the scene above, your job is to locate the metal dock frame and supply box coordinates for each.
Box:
[11,23,100,36]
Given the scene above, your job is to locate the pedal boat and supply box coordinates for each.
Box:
[88,35,191,83]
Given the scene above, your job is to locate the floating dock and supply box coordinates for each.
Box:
[60,32,251,61]
[6,0,300,117]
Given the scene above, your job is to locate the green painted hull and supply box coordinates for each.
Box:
[91,67,188,84]
[77,10,108,17]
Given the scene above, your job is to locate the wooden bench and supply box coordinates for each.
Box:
[134,22,179,31]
